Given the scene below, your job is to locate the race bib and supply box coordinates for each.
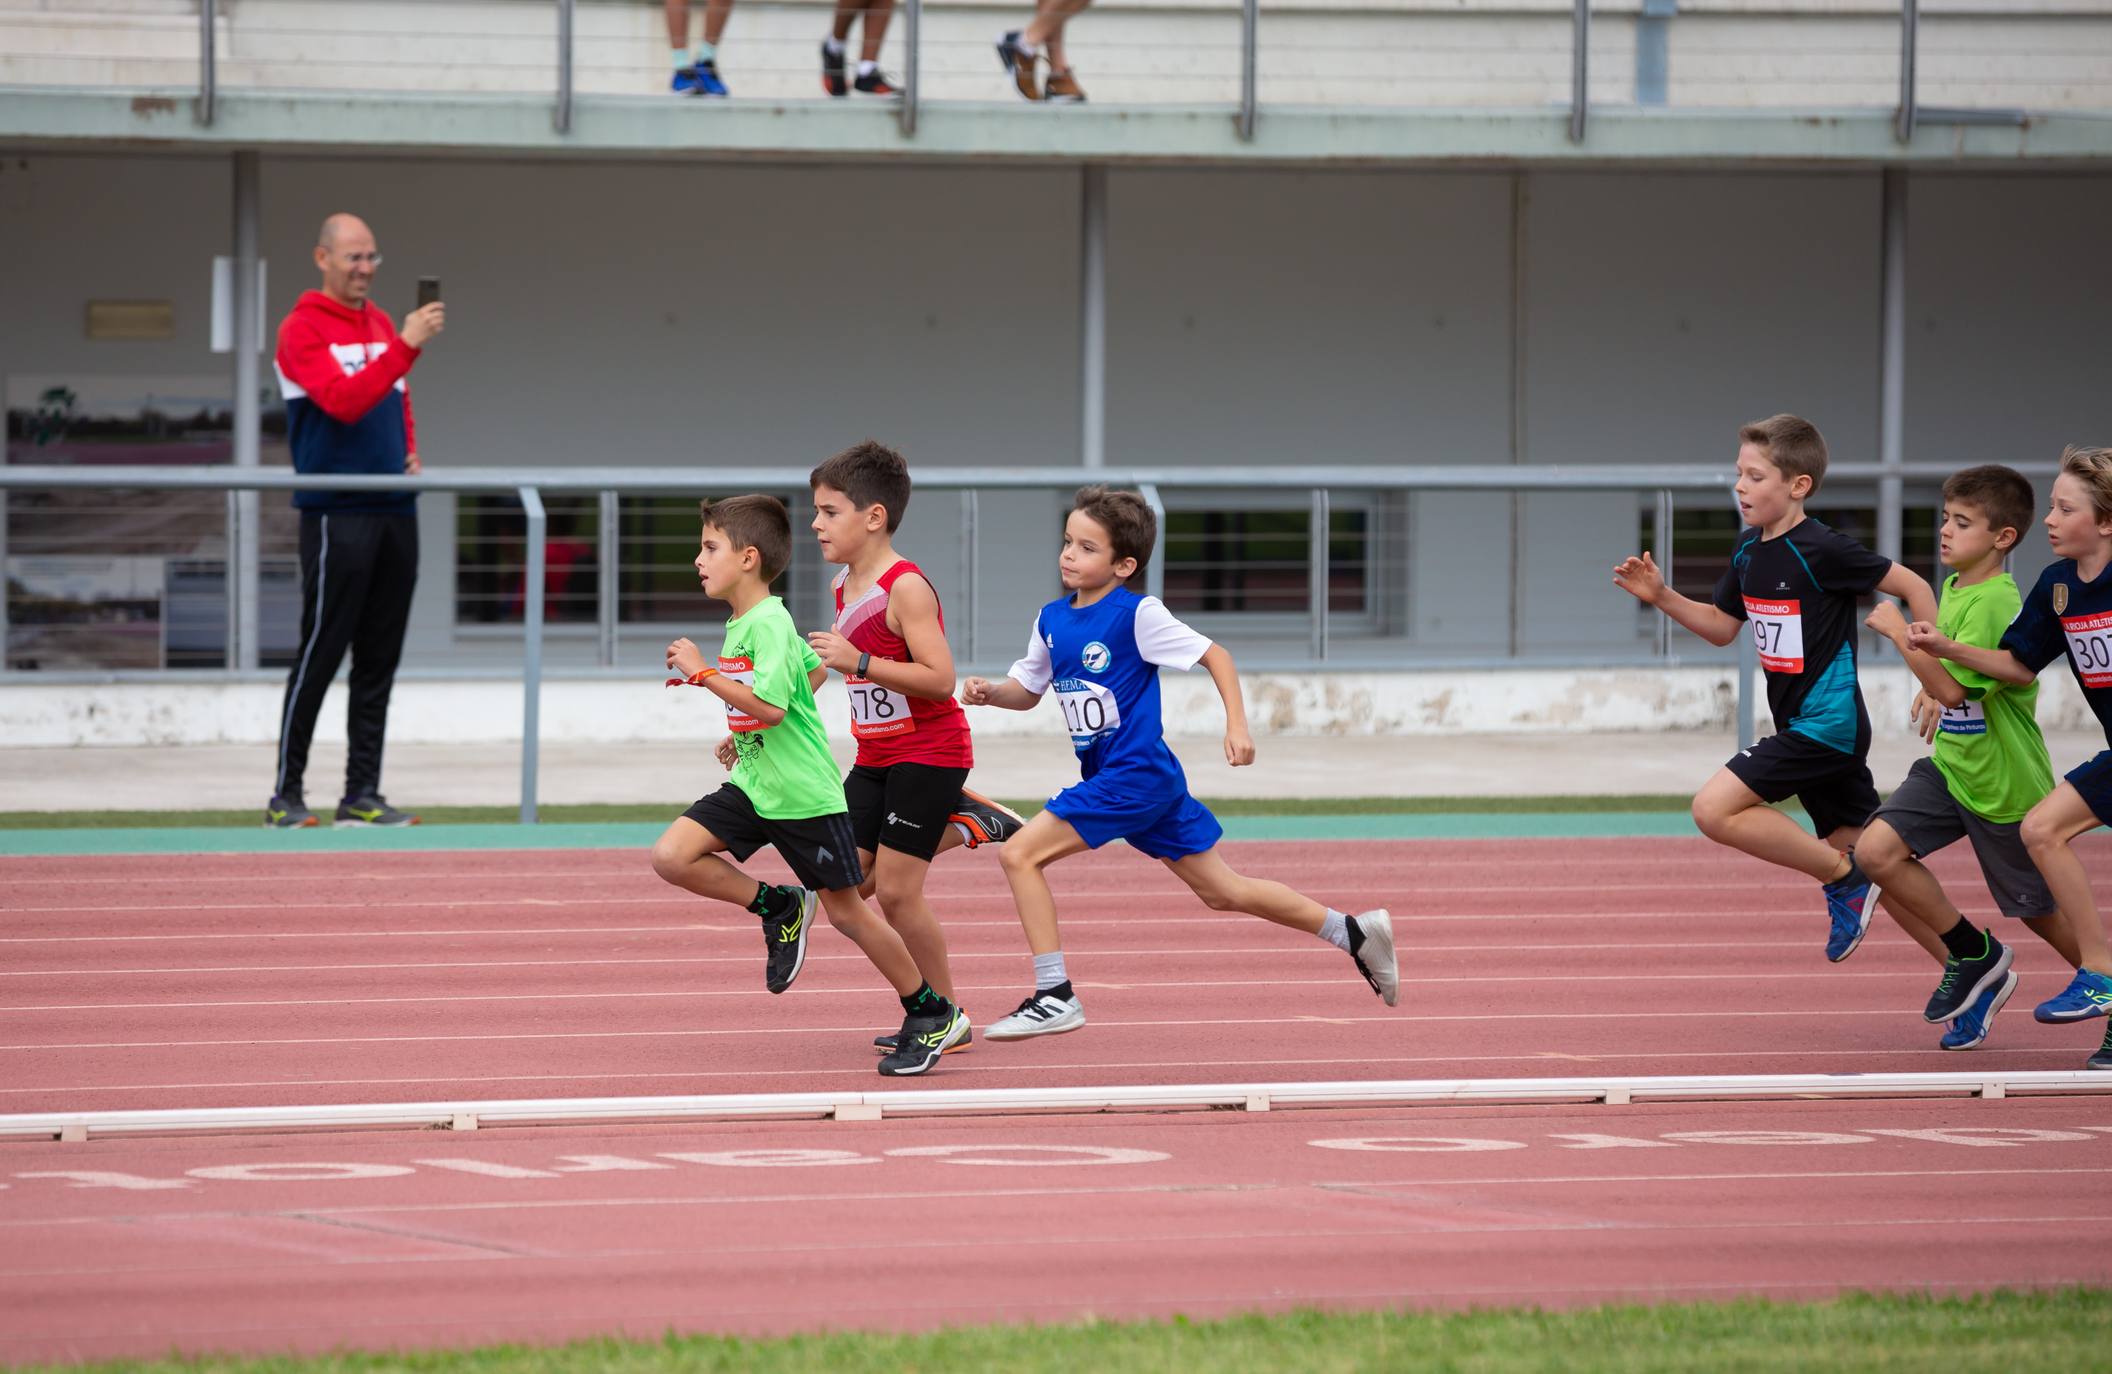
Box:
[2062,610,2112,689]
[1054,677,1121,749]
[845,675,916,740]
[1744,596,1804,673]
[1938,699,1987,736]
[718,655,763,732]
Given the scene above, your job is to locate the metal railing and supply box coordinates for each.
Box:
[4,459,2003,821]
[168,1,2013,145]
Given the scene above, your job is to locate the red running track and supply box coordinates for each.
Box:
[5,836,2111,1110]
[3,835,2111,1361]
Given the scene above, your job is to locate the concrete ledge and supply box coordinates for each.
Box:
[4,89,2109,164]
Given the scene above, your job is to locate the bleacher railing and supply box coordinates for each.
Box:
[0,461,2001,821]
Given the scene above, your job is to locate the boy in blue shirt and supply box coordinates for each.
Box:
[1614,414,1938,960]
[960,485,1399,1039]
[1911,444,2112,1069]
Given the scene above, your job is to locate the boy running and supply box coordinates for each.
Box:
[1857,465,2081,1050]
[1910,445,2112,1069]
[960,484,1399,1039]
[1614,414,1938,958]
[649,494,969,1076]
[801,440,1022,1058]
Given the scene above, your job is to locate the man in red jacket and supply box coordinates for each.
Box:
[265,213,444,830]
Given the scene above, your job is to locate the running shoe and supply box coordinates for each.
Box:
[335,795,418,828]
[1821,859,1878,962]
[821,40,848,96]
[950,788,1025,848]
[2033,967,2112,1023]
[878,1005,970,1076]
[762,887,818,994]
[692,59,729,97]
[672,65,705,95]
[1940,969,2018,1051]
[1348,909,1399,1007]
[1924,933,2013,1023]
[2089,1020,2112,1071]
[264,794,318,829]
[985,988,1085,1039]
[997,31,1041,101]
[853,68,900,96]
[875,1022,974,1055]
[1043,68,1087,103]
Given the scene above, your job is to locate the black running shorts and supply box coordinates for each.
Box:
[1723,731,1880,839]
[843,762,970,862]
[681,783,866,892]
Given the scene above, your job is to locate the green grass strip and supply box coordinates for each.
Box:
[31,1289,2109,1374]
[0,795,1703,831]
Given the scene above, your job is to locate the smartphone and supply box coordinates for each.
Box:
[416,277,442,309]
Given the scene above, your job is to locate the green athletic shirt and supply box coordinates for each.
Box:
[1930,572,2053,823]
[717,596,843,820]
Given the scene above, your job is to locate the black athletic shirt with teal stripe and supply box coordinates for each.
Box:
[1711,518,1893,757]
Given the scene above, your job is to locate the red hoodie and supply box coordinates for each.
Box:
[273,290,421,511]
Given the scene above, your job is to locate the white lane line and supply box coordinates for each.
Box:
[0,1007,1947,1053]
[0,907,2036,945]
[0,968,1968,1013]
[4,1043,2091,1097]
[1322,1166,2112,1188]
[0,941,1917,983]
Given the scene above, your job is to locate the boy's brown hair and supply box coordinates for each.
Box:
[699,494,792,584]
[1739,414,1829,492]
[1941,465,2035,551]
[2059,445,2112,525]
[810,439,912,533]
[1072,484,1157,589]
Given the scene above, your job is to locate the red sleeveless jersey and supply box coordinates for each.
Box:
[831,559,974,769]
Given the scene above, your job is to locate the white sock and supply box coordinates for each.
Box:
[694,42,716,64]
[1017,38,1038,57]
[857,58,878,77]
[672,47,691,70]
[823,35,846,55]
[1318,909,1351,952]
[1033,951,1068,991]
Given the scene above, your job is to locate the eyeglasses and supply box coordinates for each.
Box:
[340,252,383,267]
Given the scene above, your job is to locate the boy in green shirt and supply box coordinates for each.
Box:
[649,494,970,1076]
[1859,466,2082,1049]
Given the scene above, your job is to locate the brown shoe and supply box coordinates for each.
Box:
[997,30,1041,101]
[1044,67,1087,103]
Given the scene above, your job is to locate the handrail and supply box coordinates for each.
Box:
[1897,0,1918,143]
[555,0,575,135]
[197,0,216,127]
[1569,0,1589,143]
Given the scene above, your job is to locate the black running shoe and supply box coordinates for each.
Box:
[949,788,1025,848]
[878,1004,970,1076]
[875,1021,974,1056]
[762,887,818,994]
[1923,934,2014,1023]
[853,68,900,96]
[335,795,418,828]
[264,794,318,829]
[2091,1021,2112,1071]
[821,39,847,96]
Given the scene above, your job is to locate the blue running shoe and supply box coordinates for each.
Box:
[2034,967,2112,1023]
[692,59,729,96]
[1821,859,1879,963]
[1941,969,2018,1051]
[672,65,703,95]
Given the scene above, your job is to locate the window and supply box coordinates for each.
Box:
[1162,507,1368,615]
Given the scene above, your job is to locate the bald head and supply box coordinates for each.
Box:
[313,214,379,308]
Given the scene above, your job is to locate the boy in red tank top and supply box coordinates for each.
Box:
[802,441,1024,1064]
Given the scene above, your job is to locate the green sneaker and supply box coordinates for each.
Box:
[264,795,318,829]
[334,795,418,828]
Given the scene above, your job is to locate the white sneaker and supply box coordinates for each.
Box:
[984,989,1086,1039]
[1352,909,1398,1007]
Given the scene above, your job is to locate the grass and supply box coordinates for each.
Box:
[0,795,1708,830]
[33,1289,2110,1374]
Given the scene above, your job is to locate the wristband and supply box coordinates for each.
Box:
[665,666,720,688]
[856,651,872,677]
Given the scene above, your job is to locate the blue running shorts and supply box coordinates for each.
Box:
[1045,773,1223,861]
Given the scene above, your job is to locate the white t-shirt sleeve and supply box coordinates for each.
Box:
[1007,616,1055,694]
[1133,596,1213,671]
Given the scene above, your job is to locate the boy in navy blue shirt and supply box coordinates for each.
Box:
[960,485,1399,1039]
[1614,415,1937,961]
[1911,444,2112,1068]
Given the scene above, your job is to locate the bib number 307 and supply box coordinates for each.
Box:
[2062,610,2112,689]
